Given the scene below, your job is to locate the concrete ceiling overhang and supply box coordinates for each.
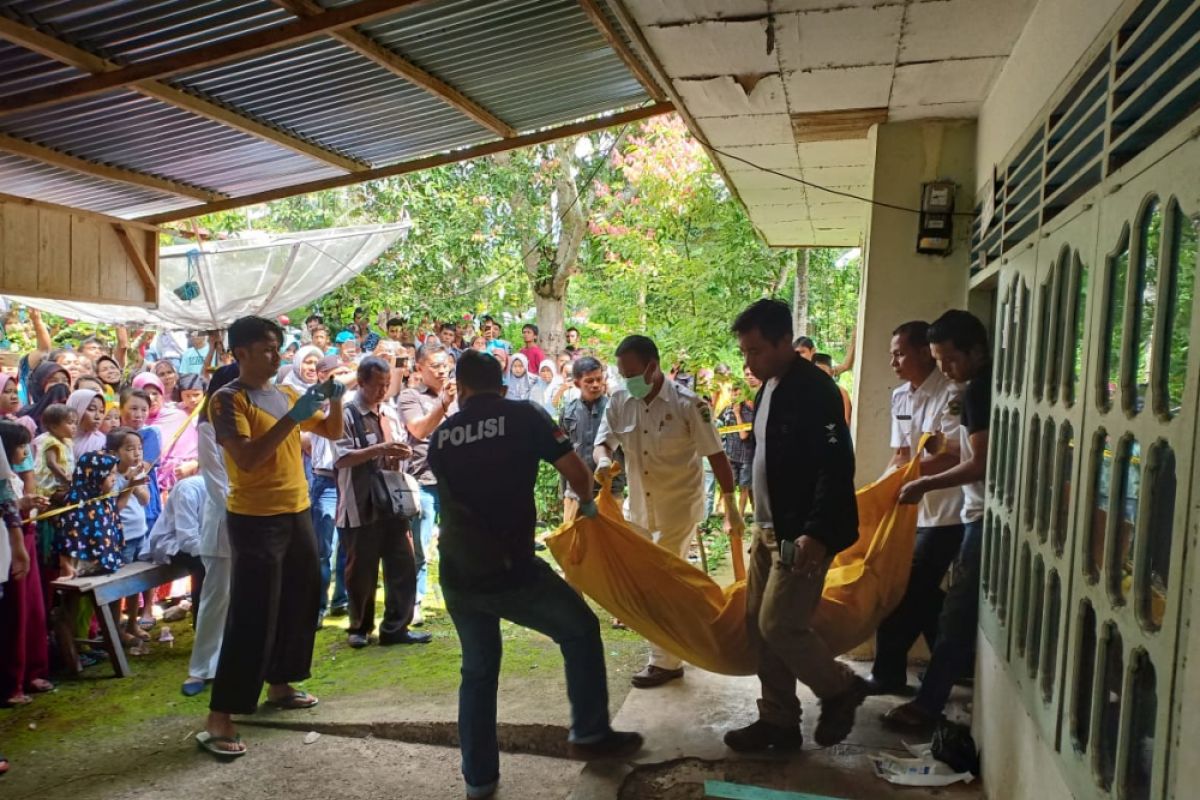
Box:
[617,0,1037,247]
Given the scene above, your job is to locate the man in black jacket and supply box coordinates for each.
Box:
[723,300,868,753]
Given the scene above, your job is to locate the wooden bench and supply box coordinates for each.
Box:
[52,561,190,678]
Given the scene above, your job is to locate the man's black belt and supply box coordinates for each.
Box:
[313,468,336,478]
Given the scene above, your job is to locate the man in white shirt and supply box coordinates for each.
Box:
[866,321,965,695]
[594,335,743,688]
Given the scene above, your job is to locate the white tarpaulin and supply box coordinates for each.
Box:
[6,221,409,329]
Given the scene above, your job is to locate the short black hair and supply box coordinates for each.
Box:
[566,326,580,335]
[813,353,834,368]
[80,335,106,349]
[357,355,390,384]
[615,335,659,364]
[74,375,105,392]
[305,313,324,325]
[572,356,604,380]
[522,323,539,335]
[892,320,930,349]
[387,317,406,329]
[43,403,75,429]
[228,315,284,355]
[731,299,794,345]
[927,309,989,355]
[119,388,151,409]
[793,335,815,350]
[105,426,141,452]
[0,420,31,464]
[439,321,457,333]
[415,342,447,364]
[178,373,208,392]
[354,306,368,318]
[455,350,503,394]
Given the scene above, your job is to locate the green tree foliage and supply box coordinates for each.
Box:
[192,115,860,364]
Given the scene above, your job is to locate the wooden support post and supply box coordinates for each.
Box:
[111,224,158,302]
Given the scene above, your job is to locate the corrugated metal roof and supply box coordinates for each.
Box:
[0,0,660,220]
[0,41,84,98]
[362,0,649,133]
[1,1,293,65]
[171,37,493,167]
[0,151,193,217]
[0,89,338,195]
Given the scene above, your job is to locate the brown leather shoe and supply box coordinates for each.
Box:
[630,665,684,688]
[882,700,941,732]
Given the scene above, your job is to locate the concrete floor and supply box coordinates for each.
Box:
[573,666,982,800]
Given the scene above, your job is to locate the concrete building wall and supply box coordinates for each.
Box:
[851,119,975,484]
[975,636,1075,800]
[975,0,1124,193]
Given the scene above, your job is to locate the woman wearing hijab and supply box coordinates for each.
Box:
[282,345,322,394]
[505,353,539,402]
[17,362,70,431]
[131,372,190,452]
[158,374,206,491]
[530,361,557,414]
[94,355,123,404]
[66,389,106,458]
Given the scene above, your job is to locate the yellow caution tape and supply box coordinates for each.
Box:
[717,422,753,434]
[22,397,207,525]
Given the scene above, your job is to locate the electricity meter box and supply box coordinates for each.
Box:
[917,181,956,256]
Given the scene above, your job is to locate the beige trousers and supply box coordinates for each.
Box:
[746,526,853,726]
[640,522,696,670]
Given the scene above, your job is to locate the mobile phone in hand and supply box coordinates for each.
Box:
[780,538,796,568]
[316,376,336,399]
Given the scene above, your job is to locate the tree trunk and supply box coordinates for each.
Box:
[535,292,567,355]
[793,247,810,336]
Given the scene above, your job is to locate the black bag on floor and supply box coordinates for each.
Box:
[932,719,980,776]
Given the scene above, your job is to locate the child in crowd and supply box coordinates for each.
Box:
[67,389,106,458]
[53,451,123,579]
[101,405,121,435]
[118,389,162,629]
[108,427,151,650]
[34,404,76,502]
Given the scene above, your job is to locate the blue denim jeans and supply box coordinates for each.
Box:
[914,518,982,715]
[413,484,440,604]
[444,559,611,795]
[310,474,347,613]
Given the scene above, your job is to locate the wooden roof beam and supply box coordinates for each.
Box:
[138,102,674,224]
[0,0,430,116]
[577,0,666,103]
[0,15,368,173]
[0,133,227,202]
[270,0,517,138]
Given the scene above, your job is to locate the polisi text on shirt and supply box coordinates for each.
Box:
[437,416,506,448]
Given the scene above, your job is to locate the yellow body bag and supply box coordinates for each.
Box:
[545,446,924,676]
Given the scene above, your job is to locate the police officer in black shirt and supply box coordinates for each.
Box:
[428,351,643,800]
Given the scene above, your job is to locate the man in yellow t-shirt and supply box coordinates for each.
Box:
[197,316,345,760]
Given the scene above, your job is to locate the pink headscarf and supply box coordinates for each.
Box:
[67,388,107,458]
[132,371,191,486]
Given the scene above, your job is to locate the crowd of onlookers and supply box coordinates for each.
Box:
[0,299,865,777]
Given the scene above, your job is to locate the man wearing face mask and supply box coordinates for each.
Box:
[594,335,743,688]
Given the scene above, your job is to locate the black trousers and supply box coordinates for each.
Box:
[210,510,320,715]
[340,517,417,638]
[871,523,965,686]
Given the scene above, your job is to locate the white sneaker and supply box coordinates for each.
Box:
[412,605,424,627]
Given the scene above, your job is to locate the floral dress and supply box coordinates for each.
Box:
[55,452,124,574]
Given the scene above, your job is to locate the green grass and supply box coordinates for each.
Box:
[0,554,646,773]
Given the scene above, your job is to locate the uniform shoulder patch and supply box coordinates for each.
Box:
[697,400,712,424]
[948,398,963,417]
[552,426,570,444]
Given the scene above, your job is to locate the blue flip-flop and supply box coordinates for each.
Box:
[181,679,207,697]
